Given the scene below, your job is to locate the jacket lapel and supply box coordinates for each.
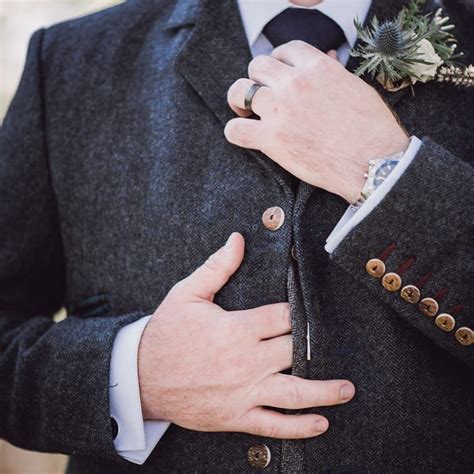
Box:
[170,0,252,128]
[169,0,297,197]
[172,0,414,125]
[171,0,451,126]
[167,0,448,199]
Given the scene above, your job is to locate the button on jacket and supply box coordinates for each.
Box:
[0,0,472,473]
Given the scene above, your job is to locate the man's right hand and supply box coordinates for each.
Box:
[138,232,355,439]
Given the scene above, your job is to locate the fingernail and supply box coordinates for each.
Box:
[225,232,236,250]
[340,383,355,401]
[314,417,328,433]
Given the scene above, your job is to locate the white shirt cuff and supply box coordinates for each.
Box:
[109,315,171,465]
[325,136,422,254]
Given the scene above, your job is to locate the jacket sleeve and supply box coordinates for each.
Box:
[330,137,473,370]
[0,29,143,462]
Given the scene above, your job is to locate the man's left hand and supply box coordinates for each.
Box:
[225,40,409,203]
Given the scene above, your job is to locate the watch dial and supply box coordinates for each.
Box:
[373,159,399,187]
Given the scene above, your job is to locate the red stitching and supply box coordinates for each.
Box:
[416,272,432,289]
[379,242,397,262]
[450,304,464,315]
[397,256,416,276]
[434,288,449,301]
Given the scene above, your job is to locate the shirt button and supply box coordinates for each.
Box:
[382,272,402,292]
[435,313,455,332]
[262,206,285,231]
[366,258,385,278]
[247,444,271,469]
[418,297,439,317]
[455,327,473,346]
[400,285,421,304]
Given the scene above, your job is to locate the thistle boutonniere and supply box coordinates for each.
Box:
[351,0,473,92]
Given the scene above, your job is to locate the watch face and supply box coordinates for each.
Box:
[373,159,400,187]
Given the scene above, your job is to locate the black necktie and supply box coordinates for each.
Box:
[263,8,346,52]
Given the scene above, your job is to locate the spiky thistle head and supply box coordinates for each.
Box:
[354,13,419,58]
[350,0,465,88]
[373,20,405,55]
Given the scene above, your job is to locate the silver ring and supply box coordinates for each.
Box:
[244,83,263,112]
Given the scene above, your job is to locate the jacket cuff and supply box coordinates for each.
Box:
[325,136,422,253]
[330,137,474,368]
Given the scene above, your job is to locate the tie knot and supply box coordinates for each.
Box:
[263,8,346,53]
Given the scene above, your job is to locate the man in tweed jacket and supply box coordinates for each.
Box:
[0,0,472,472]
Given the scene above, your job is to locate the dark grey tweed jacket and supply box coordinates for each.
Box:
[0,0,472,472]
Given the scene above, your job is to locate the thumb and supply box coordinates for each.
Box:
[180,232,245,301]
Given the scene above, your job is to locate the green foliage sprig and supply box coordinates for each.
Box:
[350,0,470,89]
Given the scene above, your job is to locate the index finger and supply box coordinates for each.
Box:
[233,302,291,339]
[271,39,325,67]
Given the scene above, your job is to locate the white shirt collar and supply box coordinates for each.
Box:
[237,0,372,50]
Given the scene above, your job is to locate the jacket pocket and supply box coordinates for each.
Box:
[68,292,112,319]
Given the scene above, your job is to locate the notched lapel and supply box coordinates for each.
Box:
[171,0,297,197]
[165,0,200,30]
[172,0,252,127]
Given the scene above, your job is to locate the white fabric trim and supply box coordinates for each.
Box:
[325,136,423,253]
[110,315,171,464]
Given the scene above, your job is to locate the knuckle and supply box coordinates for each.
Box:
[288,39,307,49]
[308,55,337,75]
[248,55,266,75]
[246,419,262,436]
[271,42,291,57]
[235,77,249,88]
[261,423,280,439]
[226,121,253,147]
[203,252,221,272]
[243,411,281,439]
[226,84,237,104]
[279,302,291,327]
[291,72,312,90]
[224,121,241,142]
[286,379,303,406]
[308,55,325,69]
[246,417,279,438]
[236,77,251,94]
[227,79,247,104]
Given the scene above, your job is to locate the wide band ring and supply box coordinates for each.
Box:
[244,82,263,112]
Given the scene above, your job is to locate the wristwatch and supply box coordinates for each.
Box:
[352,150,405,208]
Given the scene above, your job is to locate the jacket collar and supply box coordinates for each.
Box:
[167,0,438,197]
[170,0,419,126]
[165,0,200,30]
